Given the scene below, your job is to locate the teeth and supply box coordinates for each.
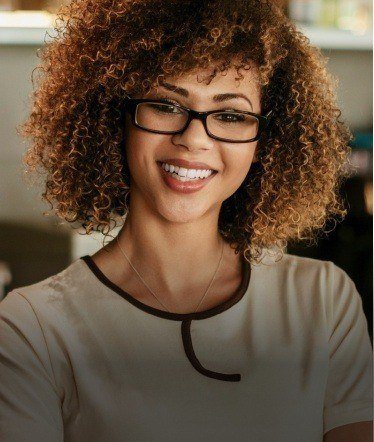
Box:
[161,162,214,180]
[169,173,199,182]
[187,169,197,179]
[178,167,188,177]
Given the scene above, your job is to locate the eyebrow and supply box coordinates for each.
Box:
[159,81,253,110]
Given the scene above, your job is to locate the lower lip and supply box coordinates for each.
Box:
[157,162,217,194]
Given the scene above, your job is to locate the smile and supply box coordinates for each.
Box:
[156,161,218,194]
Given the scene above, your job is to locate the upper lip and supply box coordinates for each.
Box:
[158,158,218,171]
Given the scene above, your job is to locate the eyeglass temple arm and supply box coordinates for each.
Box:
[265,109,273,118]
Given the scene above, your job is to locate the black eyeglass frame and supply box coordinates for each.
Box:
[122,96,273,143]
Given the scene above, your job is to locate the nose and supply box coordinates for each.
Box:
[171,117,215,151]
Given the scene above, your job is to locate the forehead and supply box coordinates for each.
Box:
[154,63,261,98]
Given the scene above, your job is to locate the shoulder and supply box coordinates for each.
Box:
[0,257,95,325]
[252,247,338,287]
[251,248,359,322]
[249,251,371,365]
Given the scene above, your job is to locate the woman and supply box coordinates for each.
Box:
[0,0,372,441]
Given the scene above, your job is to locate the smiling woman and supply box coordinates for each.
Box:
[0,0,372,441]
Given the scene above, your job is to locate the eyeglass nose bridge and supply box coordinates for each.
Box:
[176,108,211,138]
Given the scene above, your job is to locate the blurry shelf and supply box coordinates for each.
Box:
[298,24,373,51]
[0,12,372,50]
[0,10,56,45]
[0,26,55,45]
[0,10,53,27]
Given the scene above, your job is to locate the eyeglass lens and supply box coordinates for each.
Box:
[134,102,259,141]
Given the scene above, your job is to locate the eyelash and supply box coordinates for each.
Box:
[157,95,181,106]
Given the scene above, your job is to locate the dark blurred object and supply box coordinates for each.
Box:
[0,0,18,10]
[15,0,45,9]
[0,222,71,296]
[0,0,67,12]
[287,174,373,342]
[351,131,373,150]
[0,0,46,10]
[349,132,373,180]
[0,261,11,300]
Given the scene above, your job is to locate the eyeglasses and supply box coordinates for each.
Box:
[122,96,272,143]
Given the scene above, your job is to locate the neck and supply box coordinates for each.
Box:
[93,191,242,312]
[115,211,225,303]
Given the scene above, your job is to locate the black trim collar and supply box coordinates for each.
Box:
[80,254,251,321]
[81,254,251,382]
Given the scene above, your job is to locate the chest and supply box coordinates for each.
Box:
[62,314,328,442]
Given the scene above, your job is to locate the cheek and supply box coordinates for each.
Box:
[124,123,152,168]
[123,135,149,187]
[222,145,257,184]
[123,127,168,184]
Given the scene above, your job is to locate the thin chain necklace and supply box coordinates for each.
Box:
[116,235,225,313]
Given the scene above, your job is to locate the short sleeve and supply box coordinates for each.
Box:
[0,290,64,442]
[323,263,373,435]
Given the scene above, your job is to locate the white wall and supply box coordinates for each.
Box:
[0,44,57,231]
[326,49,372,130]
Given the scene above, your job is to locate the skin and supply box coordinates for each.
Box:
[92,63,262,313]
[323,421,373,441]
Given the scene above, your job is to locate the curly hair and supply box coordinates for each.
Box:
[20,0,354,264]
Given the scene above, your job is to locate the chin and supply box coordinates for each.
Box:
[155,199,213,224]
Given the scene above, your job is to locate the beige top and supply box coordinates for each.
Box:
[0,250,372,441]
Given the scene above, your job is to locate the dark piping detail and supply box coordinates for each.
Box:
[181,319,241,382]
[81,253,251,322]
[81,253,251,382]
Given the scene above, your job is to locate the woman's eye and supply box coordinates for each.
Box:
[150,103,181,114]
[214,112,246,123]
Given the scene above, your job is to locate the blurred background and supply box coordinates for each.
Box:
[0,0,372,338]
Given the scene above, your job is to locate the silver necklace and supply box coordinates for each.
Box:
[116,235,224,313]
